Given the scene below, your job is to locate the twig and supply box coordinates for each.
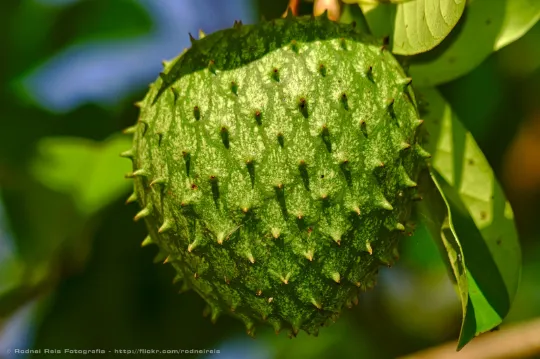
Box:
[400,318,540,359]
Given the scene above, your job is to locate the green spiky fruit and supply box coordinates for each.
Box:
[123,14,429,337]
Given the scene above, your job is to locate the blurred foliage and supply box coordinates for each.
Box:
[0,1,539,359]
[29,134,132,216]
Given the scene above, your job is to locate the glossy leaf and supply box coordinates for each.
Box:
[419,87,521,348]
[408,0,540,86]
[29,133,132,216]
[348,0,465,54]
[393,0,466,55]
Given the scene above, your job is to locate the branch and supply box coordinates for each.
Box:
[400,318,540,359]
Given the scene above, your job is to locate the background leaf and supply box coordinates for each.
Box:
[407,0,540,86]
[51,0,152,45]
[1,133,132,318]
[0,178,96,319]
[29,133,132,216]
[339,2,371,34]
[419,87,522,347]
[393,0,466,55]
[495,0,540,50]
[357,2,395,39]
[497,21,540,77]
[416,169,470,347]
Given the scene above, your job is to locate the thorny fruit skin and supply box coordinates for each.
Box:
[122,14,429,337]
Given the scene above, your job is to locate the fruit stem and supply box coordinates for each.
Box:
[282,0,300,18]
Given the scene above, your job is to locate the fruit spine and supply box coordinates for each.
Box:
[122,12,429,337]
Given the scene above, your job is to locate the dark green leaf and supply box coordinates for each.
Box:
[357,2,395,39]
[339,3,371,34]
[416,169,469,347]
[419,87,521,348]
[0,133,131,318]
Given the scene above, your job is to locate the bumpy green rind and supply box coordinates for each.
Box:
[124,14,427,337]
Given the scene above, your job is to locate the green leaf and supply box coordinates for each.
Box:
[416,169,469,343]
[0,255,24,299]
[393,0,466,55]
[350,0,465,54]
[339,3,371,34]
[408,0,540,86]
[29,133,132,216]
[0,132,132,317]
[495,0,540,50]
[419,87,522,348]
[498,22,540,77]
[399,220,448,272]
[357,2,395,39]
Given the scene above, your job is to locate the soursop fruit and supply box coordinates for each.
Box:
[122,13,429,337]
